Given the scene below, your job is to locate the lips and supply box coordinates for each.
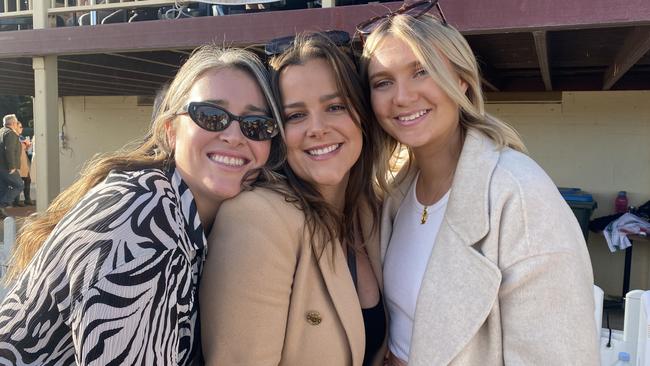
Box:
[396,109,430,122]
[306,143,341,157]
[207,153,249,167]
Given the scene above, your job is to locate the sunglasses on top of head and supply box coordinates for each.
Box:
[178,101,279,142]
[265,30,352,56]
[356,0,447,44]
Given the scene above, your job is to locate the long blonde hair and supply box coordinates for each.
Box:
[359,13,526,190]
[6,45,283,281]
[267,33,382,262]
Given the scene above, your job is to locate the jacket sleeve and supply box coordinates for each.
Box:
[200,190,300,366]
[496,172,600,365]
[4,132,19,170]
[69,249,185,366]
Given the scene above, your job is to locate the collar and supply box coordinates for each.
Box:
[169,168,208,259]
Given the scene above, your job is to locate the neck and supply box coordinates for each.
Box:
[318,175,349,213]
[413,127,464,205]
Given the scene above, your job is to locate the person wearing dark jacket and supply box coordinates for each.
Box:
[0,114,25,212]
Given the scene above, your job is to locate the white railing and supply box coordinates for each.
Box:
[0,0,33,18]
[47,0,182,15]
[0,1,193,19]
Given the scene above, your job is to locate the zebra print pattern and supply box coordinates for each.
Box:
[0,168,206,365]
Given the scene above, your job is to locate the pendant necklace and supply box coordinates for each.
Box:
[418,169,455,225]
[420,206,429,225]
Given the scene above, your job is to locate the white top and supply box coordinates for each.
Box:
[383,174,449,362]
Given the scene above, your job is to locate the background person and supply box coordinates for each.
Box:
[12,121,33,206]
[0,45,283,365]
[200,33,386,366]
[0,114,24,213]
[358,2,599,365]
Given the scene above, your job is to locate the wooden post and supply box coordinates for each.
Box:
[32,0,61,211]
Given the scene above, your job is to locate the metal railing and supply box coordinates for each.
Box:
[0,1,192,19]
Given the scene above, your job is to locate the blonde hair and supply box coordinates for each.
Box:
[6,45,283,282]
[359,13,526,190]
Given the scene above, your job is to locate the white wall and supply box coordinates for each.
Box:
[487,91,650,297]
[57,96,152,189]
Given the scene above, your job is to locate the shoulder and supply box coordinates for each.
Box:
[213,187,305,254]
[491,148,560,204]
[50,168,182,277]
[488,149,584,257]
[219,186,303,225]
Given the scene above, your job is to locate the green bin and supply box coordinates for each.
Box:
[559,187,597,240]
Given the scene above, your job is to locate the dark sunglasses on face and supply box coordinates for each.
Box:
[265,30,351,56]
[356,0,447,43]
[179,102,279,141]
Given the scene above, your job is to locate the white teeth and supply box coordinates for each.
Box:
[209,154,246,167]
[308,144,340,156]
[398,110,428,121]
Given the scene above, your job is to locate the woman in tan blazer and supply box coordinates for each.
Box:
[200,33,387,366]
[356,2,600,365]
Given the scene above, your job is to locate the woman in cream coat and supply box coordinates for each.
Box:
[358,3,600,365]
[200,33,387,366]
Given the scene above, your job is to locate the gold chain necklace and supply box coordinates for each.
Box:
[417,170,455,225]
[420,205,430,225]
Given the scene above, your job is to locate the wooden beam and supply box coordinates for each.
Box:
[0,0,650,58]
[602,26,650,90]
[532,31,552,91]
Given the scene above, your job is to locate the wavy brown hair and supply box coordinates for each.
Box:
[6,45,284,282]
[267,33,382,262]
[359,13,526,192]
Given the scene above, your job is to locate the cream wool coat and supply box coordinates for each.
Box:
[201,187,386,366]
[381,129,600,365]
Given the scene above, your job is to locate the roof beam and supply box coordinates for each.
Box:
[532,31,552,91]
[602,26,650,90]
[0,0,649,58]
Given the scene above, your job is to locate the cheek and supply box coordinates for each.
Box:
[283,126,303,156]
[370,92,389,119]
[250,140,272,167]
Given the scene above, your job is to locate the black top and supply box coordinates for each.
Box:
[347,247,387,366]
[362,296,386,366]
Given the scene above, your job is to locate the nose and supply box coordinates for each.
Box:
[218,120,245,145]
[393,80,418,106]
[306,113,329,138]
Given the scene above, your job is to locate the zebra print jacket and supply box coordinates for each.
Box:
[0,168,206,365]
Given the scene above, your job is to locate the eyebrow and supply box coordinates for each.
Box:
[283,93,341,109]
[369,60,422,81]
[204,99,269,115]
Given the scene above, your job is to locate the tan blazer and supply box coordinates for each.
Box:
[381,129,600,365]
[200,187,386,366]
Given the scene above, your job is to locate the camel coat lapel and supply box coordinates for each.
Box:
[380,130,503,365]
[318,202,385,366]
[317,241,366,366]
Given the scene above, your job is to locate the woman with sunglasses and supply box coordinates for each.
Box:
[357,2,599,365]
[0,45,282,365]
[200,33,386,366]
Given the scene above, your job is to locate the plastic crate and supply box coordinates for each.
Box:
[559,187,598,240]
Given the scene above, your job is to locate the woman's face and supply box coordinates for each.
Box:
[170,67,272,212]
[367,35,466,151]
[280,58,362,204]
